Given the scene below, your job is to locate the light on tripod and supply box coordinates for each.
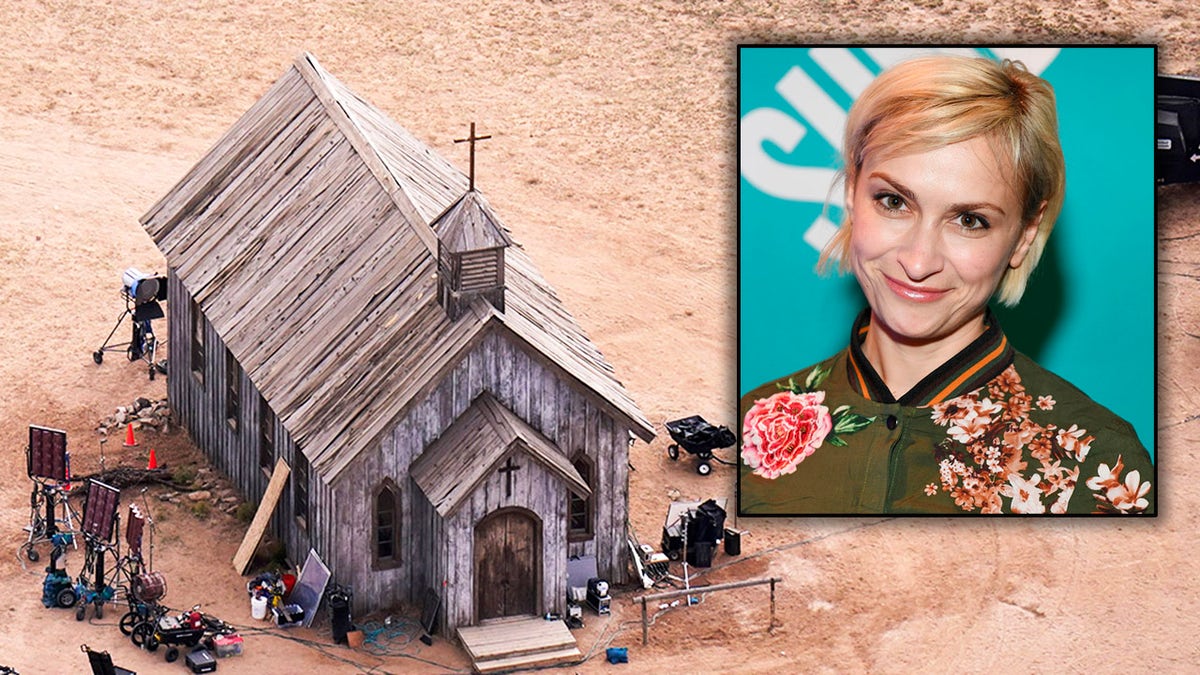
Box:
[121,268,164,305]
[94,268,168,378]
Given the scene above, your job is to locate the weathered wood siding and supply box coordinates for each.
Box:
[330,328,631,629]
[450,460,565,627]
[168,268,331,573]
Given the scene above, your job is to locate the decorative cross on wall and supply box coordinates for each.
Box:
[454,122,492,191]
[498,456,521,498]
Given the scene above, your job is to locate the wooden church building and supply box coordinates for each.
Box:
[141,53,654,635]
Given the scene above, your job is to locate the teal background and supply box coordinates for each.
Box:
[739,47,1155,459]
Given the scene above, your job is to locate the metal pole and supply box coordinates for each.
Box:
[681,512,691,605]
[769,578,777,633]
[640,577,783,604]
[44,484,57,537]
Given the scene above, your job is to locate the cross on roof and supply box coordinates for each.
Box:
[498,456,521,498]
[454,122,492,191]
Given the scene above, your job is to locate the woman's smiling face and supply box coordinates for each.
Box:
[847,135,1043,346]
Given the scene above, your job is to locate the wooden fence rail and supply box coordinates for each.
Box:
[637,576,783,645]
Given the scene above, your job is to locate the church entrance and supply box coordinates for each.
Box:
[474,507,540,621]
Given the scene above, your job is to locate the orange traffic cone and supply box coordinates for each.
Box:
[123,422,138,447]
[147,448,158,470]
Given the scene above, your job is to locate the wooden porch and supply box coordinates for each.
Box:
[457,616,581,673]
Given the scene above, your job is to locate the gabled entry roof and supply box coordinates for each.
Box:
[411,392,590,518]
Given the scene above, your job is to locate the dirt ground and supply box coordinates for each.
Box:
[0,2,1197,673]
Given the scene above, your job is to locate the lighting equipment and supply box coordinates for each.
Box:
[22,425,79,562]
[126,503,144,553]
[82,479,121,542]
[28,424,68,482]
[586,577,611,615]
[76,479,121,621]
[93,267,168,380]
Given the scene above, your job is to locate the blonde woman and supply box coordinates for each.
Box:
[739,55,1153,515]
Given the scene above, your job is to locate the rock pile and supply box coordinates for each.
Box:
[156,467,245,517]
[98,397,171,436]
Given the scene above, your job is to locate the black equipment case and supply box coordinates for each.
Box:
[1158,74,1200,185]
[185,648,217,673]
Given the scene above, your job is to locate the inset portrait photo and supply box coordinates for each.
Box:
[738,46,1155,516]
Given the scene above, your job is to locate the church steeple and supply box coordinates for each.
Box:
[454,122,492,192]
[434,124,511,320]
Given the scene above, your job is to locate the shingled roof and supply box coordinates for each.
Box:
[141,53,654,482]
[411,391,591,518]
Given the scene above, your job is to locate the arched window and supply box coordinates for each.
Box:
[374,480,400,570]
[293,449,309,529]
[259,394,275,475]
[191,299,205,386]
[568,455,594,542]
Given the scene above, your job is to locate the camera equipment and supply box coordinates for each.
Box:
[93,267,168,380]
[586,577,611,615]
[1158,74,1200,185]
[325,583,353,644]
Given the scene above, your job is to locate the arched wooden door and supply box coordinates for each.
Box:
[474,508,540,621]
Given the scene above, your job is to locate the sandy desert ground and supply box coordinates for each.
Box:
[0,1,1198,673]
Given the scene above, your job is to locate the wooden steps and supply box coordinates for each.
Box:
[457,616,581,673]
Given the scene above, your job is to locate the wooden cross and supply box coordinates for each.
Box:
[454,122,492,191]
[498,456,521,498]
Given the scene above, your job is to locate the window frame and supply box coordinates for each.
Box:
[259,394,275,477]
[373,479,401,570]
[293,449,309,530]
[190,299,205,386]
[225,349,240,430]
[568,454,595,542]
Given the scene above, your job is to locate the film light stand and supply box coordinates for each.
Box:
[23,426,80,562]
[92,268,168,381]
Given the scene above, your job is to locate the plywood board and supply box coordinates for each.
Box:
[232,457,290,574]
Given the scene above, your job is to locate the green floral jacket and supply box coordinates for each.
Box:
[739,311,1154,515]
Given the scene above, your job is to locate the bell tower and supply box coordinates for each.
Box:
[434,124,511,320]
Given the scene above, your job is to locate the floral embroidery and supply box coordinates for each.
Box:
[929,364,1103,514]
[1086,455,1151,513]
[741,390,831,479]
[1001,472,1046,514]
[742,363,875,479]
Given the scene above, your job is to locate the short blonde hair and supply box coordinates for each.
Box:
[818,55,1065,306]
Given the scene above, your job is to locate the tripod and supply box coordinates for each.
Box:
[93,288,166,380]
[23,480,80,562]
[77,527,119,621]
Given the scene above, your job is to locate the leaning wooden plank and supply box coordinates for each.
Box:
[232,457,291,574]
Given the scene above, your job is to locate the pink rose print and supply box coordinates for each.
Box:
[742,390,833,479]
